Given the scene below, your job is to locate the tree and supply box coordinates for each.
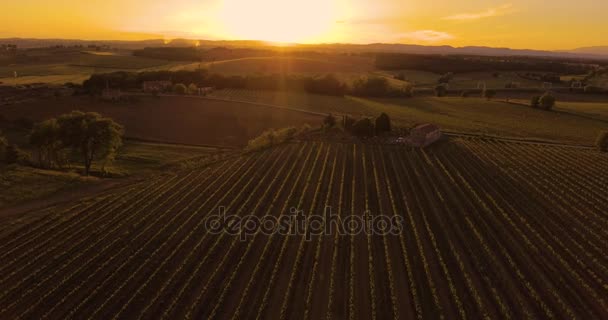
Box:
[188,83,198,95]
[29,119,63,168]
[375,113,391,134]
[324,114,337,128]
[173,83,187,95]
[539,92,556,110]
[434,84,447,97]
[484,89,497,100]
[596,130,608,152]
[57,111,123,176]
[352,118,374,137]
[531,96,541,108]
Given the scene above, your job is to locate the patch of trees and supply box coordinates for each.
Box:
[351,77,413,97]
[342,113,392,137]
[531,92,556,110]
[28,111,123,175]
[375,53,593,75]
[245,125,310,152]
[87,72,417,97]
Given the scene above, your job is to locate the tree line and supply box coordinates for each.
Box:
[83,71,413,98]
[376,53,594,74]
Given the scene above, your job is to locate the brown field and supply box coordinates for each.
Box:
[0,96,322,146]
[0,138,606,319]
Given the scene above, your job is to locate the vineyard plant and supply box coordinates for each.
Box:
[0,138,606,319]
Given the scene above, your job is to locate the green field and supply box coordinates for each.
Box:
[208,89,608,145]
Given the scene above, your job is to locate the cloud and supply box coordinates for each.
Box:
[443,4,513,21]
[398,30,454,42]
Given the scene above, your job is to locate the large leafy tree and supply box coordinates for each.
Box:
[29,118,63,168]
[375,113,391,134]
[57,111,123,175]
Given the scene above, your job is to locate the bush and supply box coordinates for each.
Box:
[352,118,374,137]
[173,83,187,95]
[539,92,556,110]
[596,130,608,152]
[531,96,541,108]
[324,114,337,128]
[245,126,307,152]
[434,85,447,97]
[188,83,198,95]
[375,113,391,134]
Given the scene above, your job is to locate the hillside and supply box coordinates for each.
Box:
[0,138,606,319]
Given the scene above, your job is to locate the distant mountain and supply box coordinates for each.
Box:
[566,46,608,56]
[1,37,607,60]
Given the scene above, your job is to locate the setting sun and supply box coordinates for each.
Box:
[218,0,338,43]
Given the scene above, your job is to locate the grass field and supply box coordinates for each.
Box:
[208,89,608,145]
[0,138,605,319]
[0,95,323,146]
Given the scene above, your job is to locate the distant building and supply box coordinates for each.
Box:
[408,124,442,147]
[142,81,172,93]
[102,88,122,101]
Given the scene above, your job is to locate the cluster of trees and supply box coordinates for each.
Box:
[325,113,391,137]
[85,71,420,98]
[351,77,413,97]
[0,132,28,165]
[531,92,556,110]
[28,111,123,175]
[376,53,594,75]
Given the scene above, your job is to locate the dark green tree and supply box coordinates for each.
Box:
[531,96,541,108]
[539,92,556,110]
[375,113,391,134]
[57,111,124,176]
[173,83,187,95]
[352,118,374,137]
[29,118,63,168]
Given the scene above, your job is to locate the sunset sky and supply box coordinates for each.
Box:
[1,0,606,50]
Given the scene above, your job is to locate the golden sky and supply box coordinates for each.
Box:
[1,0,606,50]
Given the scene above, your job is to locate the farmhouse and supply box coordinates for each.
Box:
[142,81,172,93]
[408,123,442,147]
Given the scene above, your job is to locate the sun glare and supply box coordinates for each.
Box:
[218,0,337,43]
